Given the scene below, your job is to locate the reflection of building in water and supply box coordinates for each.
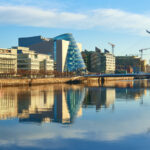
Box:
[116,88,146,100]
[0,85,85,124]
[65,88,85,123]
[0,90,18,120]
[18,87,54,123]
[83,87,115,110]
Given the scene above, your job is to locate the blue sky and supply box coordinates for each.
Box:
[1,0,150,61]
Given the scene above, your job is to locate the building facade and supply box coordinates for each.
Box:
[116,56,146,73]
[81,50,93,72]
[12,47,54,76]
[0,48,17,76]
[82,48,115,74]
[19,33,86,72]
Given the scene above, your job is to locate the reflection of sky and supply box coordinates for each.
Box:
[1,88,150,149]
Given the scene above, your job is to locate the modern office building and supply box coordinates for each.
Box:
[12,46,54,76]
[91,48,115,74]
[81,50,93,72]
[116,56,146,73]
[82,47,115,74]
[19,33,86,72]
[19,36,53,55]
[0,48,17,76]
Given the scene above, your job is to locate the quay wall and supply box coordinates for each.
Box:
[103,76,134,81]
[82,76,134,84]
[0,78,72,87]
[0,76,134,87]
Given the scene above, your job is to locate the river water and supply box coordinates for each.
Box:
[0,80,150,150]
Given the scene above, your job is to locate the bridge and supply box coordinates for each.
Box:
[67,73,150,84]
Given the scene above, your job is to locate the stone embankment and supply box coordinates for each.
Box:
[0,78,72,87]
[0,76,134,87]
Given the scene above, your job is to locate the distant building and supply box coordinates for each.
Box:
[116,56,146,73]
[0,48,17,76]
[12,47,54,76]
[82,47,115,74]
[19,33,86,73]
[81,50,93,72]
[146,64,150,72]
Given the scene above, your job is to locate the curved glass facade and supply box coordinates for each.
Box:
[54,33,86,72]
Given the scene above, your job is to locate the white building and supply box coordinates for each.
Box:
[12,47,54,76]
[90,48,115,74]
[0,48,17,76]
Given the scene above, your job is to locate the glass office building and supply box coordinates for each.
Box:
[53,33,86,72]
[19,33,86,72]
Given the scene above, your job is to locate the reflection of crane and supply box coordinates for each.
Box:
[108,42,115,55]
[139,48,150,59]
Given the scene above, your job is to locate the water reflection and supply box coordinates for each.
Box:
[1,80,150,150]
[0,79,149,124]
[83,88,115,110]
[0,85,85,124]
[83,79,149,110]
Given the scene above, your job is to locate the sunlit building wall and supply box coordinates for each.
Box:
[116,56,146,73]
[90,49,115,74]
[0,48,17,75]
[12,46,54,73]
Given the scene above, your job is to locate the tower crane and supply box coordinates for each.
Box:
[139,48,150,59]
[146,30,150,34]
[108,42,115,55]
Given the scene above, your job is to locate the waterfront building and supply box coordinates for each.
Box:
[0,48,17,76]
[81,50,93,72]
[91,48,115,74]
[19,33,86,72]
[116,56,146,73]
[146,64,150,72]
[12,46,54,76]
[82,48,115,74]
[82,47,115,74]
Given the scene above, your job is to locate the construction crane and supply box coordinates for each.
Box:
[108,42,115,55]
[139,48,150,59]
[146,29,150,34]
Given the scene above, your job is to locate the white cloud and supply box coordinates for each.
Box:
[0,5,87,28]
[0,5,150,35]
